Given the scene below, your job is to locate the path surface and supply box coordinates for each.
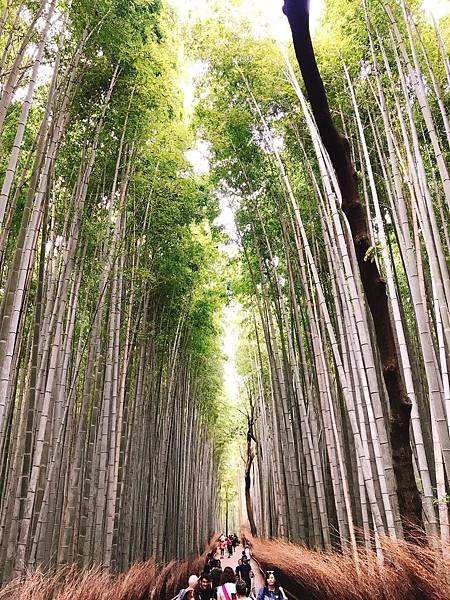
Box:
[219,544,264,597]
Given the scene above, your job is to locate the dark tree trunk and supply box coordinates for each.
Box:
[282,0,423,538]
[245,410,258,536]
[245,449,258,537]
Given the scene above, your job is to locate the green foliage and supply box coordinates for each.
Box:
[364,241,383,263]
[2,0,229,438]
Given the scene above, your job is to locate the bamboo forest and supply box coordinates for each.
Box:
[0,0,449,597]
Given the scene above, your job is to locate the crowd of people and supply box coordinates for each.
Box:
[218,533,239,559]
[176,537,287,600]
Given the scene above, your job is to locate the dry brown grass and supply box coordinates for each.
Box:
[0,535,220,600]
[0,566,112,600]
[3,531,446,600]
[244,529,450,600]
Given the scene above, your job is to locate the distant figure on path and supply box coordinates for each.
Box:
[227,535,233,558]
[217,566,237,600]
[256,570,287,600]
[178,575,199,599]
[244,544,251,560]
[219,537,227,558]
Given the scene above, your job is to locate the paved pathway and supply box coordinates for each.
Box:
[219,544,264,598]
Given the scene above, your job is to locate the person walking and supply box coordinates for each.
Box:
[244,544,251,560]
[210,559,222,598]
[217,566,237,600]
[204,552,214,574]
[256,571,287,600]
[232,534,238,551]
[227,535,233,558]
[235,555,253,596]
[219,537,227,559]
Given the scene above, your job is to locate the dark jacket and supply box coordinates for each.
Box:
[236,563,252,583]
[197,586,214,600]
[210,567,222,591]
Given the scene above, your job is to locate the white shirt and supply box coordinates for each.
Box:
[217,582,236,599]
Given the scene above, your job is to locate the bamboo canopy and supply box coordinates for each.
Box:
[0,0,449,596]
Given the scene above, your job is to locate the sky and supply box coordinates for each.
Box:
[168,0,325,39]
[422,0,450,19]
[168,0,450,51]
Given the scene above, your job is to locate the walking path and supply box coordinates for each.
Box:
[219,544,264,597]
